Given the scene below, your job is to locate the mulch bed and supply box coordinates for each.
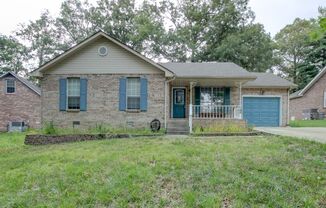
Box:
[25,133,164,145]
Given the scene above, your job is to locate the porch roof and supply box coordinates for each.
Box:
[160,62,256,79]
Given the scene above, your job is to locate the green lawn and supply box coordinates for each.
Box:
[0,133,325,207]
[290,119,326,127]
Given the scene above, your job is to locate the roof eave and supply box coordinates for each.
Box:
[243,85,294,89]
[174,76,257,80]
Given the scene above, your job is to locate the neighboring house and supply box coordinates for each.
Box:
[0,72,41,131]
[290,66,326,120]
[31,31,295,133]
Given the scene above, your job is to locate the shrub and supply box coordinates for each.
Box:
[43,122,57,135]
[193,122,251,133]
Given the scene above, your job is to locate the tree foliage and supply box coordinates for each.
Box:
[211,23,275,72]
[0,34,28,74]
[296,13,326,89]
[4,0,324,81]
[274,18,316,84]
[16,11,68,67]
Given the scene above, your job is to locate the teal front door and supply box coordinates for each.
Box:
[173,88,186,118]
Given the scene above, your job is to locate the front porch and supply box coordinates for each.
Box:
[168,78,245,133]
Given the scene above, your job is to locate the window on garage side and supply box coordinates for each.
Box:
[6,79,15,93]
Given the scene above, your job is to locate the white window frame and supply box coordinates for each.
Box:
[126,77,141,110]
[66,78,80,110]
[5,79,15,94]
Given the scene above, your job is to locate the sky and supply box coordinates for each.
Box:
[0,0,325,37]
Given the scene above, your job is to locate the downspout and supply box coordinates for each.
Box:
[287,88,290,126]
[164,76,175,130]
[239,82,243,119]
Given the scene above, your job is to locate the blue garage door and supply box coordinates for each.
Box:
[243,97,280,127]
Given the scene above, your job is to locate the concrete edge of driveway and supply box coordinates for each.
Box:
[255,127,326,144]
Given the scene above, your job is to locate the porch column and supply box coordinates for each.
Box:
[239,82,243,119]
[189,82,196,133]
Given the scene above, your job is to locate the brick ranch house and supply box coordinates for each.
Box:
[0,72,41,131]
[290,66,326,120]
[31,31,295,133]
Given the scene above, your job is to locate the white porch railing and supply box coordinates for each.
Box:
[189,104,242,133]
[191,105,242,119]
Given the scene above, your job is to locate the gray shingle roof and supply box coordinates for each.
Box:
[243,72,296,88]
[159,62,256,79]
[0,72,41,95]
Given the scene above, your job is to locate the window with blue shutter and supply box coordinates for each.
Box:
[59,78,67,111]
[80,79,88,111]
[119,77,127,111]
[67,78,80,110]
[140,77,148,111]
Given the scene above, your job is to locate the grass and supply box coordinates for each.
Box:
[290,119,326,127]
[0,133,325,207]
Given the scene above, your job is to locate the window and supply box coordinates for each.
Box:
[324,90,326,108]
[67,78,80,110]
[174,89,185,105]
[127,77,140,109]
[6,79,15,93]
[200,87,224,112]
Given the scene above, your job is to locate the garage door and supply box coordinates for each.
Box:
[243,97,280,127]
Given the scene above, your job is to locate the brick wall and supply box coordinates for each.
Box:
[290,73,326,120]
[0,77,41,131]
[41,74,166,129]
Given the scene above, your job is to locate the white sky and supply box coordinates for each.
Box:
[0,0,325,37]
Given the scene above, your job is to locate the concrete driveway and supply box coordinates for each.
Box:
[256,127,326,143]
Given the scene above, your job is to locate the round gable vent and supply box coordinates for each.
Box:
[98,46,108,56]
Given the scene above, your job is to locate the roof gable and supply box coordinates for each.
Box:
[290,66,326,99]
[0,72,41,95]
[31,31,174,77]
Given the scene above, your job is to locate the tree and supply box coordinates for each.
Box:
[0,34,28,74]
[158,0,256,63]
[56,0,99,44]
[209,23,275,72]
[296,14,326,89]
[16,11,68,68]
[274,18,316,84]
[56,0,166,58]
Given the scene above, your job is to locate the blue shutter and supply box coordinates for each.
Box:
[140,77,148,111]
[224,87,231,105]
[80,78,88,111]
[194,86,201,105]
[194,86,201,116]
[119,77,127,111]
[59,78,67,111]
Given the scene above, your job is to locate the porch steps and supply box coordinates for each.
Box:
[167,119,189,135]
